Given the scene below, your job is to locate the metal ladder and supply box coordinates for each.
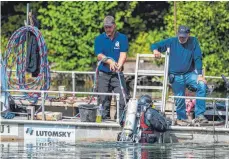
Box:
[132,48,170,113]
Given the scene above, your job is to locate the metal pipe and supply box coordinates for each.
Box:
[1,119,120,128]
[212,100,216,140]
[226,98,229,128]
[72,72,76,92]
[51,70,95,74]
[136,86,163,90]
[169,126,229,132]
[6,89,119,96]
[26,3,29,58]
[170,95,229,101]
[137,70,164,74]
[172,98,175,126]
[205,76,229,79]
[7,70,229,79]
[162,48,170,113]
[137,54,165,58]
[62,116,79,119]
[26,3,29,24]
[174,1,177,35]
[0,112,28,115]
[133,54,139,99]
[41,91,45,121]
[116,94,120,124]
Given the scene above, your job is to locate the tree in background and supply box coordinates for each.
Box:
[1,1,228,76]
[165,1,229,76]
[128,2,170,56]
[1,1,168,71]
[1,2,43,54]
[37,1,139,71]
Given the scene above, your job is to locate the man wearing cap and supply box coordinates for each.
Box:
[94,16,129,123]
[150,25,208,126]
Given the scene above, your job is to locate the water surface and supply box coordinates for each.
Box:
[1,142,229,158]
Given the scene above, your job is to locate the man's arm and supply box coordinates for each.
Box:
[94,37,117,71]
[117,35,128,71]
[97,54,115,65]
[193,37,206,83]
[193,37,203,75]
[151,38,172,58]
[117,52,127,71]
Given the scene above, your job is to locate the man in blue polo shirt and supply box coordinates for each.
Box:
[94,16,129,122]
[151,25,208,126]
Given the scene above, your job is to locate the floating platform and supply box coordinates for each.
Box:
[1,115,229,146]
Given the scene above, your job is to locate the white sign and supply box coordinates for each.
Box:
[24,124,75,146]
[0,124,18,136]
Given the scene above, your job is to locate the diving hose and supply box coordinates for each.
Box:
[89,59,139,142]
[1,25,50,115]
[88,57,128,123]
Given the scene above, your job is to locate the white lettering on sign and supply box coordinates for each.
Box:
[0,124,18,136]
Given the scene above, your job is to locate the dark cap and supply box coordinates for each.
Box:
[177,25,190,37]
[104,16,115,26]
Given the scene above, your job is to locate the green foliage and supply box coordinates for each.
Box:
[129,29,167,56]
[129,1,229,76]
[1,2,43,54]
[165,1,229,76]
[1,2,26,54]
[127,2,170,58]
[2,1,228,77]
[1,36,8,55]
[37,1,138,71]
[1,2,169,71]
[129,29,168,67]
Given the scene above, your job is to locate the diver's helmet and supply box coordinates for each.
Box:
[138,95,152,112]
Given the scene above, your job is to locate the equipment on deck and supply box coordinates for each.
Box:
[204,74,229,122]
[117,95,167,143]
[88,57,128,124]
[118,49,170,143]
[1,10,50,118]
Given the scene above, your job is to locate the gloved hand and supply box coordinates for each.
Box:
[2,112,15,119]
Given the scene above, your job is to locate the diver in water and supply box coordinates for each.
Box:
[118,95,167,143]
[137,95,167,143]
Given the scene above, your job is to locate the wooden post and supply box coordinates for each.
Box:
[174,1,177,35]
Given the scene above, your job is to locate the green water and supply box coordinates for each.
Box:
[1,142,229,158]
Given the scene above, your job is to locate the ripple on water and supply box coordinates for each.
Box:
[1,142,229,159]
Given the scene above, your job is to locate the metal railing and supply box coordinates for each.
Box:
[5,70,229,128]
[169,95,229,128]
[8,69,229,93]
[4,89,121,124]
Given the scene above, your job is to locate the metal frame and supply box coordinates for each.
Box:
[133,50,170,113]
[4,89,120,124]
[4,82,229,128]
[162,48,170,113]
[7,70,229,94]
[1,118,121,127]
[170,95,229,128]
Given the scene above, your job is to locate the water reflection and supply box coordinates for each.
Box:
[1,142,229,159]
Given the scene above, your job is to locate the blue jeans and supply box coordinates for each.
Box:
[170,72,207,120]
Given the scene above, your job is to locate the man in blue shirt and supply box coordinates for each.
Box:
[94,16,129,122]
[151,25,208,126]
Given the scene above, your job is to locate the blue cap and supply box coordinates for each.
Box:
[177,25,190,37]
